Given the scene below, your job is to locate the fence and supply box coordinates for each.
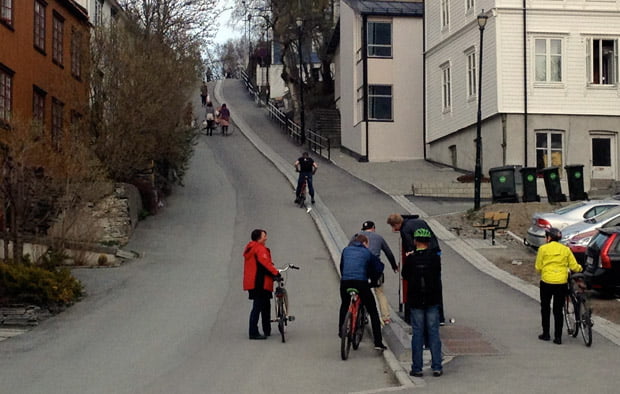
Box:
[240,71,330,160]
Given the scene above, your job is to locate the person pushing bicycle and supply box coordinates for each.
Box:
[535,227,582,345]
[339,234,386,350]
[294,152,318,204]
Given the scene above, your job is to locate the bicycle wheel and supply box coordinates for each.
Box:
[564,295,578,337]
[579,297,592,347]
[352,306,366,350]
[297,187,306,208]
[277,298,287,343]
[340,311,353,360]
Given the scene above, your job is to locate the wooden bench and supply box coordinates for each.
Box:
[473,211,510,245]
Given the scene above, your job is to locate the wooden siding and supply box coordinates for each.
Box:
[0,0,89,127]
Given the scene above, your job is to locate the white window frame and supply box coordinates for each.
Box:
[95,0,104,26]
[465,48,477,100]
[367,85,393,121]
[441,0,450,30]
[535,130,564,171]
[367,20,392,58]
[0,66,12,123]
[534,37,563,84]
[441,62,452,112]
[465,0,475,14]
[586,37,618,86]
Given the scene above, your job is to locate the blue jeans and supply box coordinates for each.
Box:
[410,305,442,373]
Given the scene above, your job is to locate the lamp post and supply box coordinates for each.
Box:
[296,17,306,145]
[474,9,488,210]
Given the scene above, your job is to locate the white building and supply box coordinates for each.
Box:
[425,0,620,191]
[75,0,121,26]
[335,0,425,162]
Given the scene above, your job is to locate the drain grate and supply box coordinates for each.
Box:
[441,325,500,356]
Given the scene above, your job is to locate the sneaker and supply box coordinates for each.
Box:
[311,199,315,204]
[374,344,387,351]
[383,318,392,325]
[553,338,562,345]
[433,370,443,377]
[439,321,446,326]
[410,371,423,377]
[538,334,550,341]
[249,334,267,340]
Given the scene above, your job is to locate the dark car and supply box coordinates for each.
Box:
[583,227,620,297]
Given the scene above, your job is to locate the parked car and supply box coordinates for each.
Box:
[583,227,620,297]
[525,200,620,248]
[563,206,620,263]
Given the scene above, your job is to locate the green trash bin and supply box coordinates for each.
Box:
[520,167,540,202]
[541,166,567,203]
[564,164,588,201]
[489,166,521,203]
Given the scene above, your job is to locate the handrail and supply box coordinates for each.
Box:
[239,71,330,160]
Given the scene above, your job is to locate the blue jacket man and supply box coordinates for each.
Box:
[339,234,386,350]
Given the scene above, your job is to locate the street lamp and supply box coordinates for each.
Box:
[296,16,306,145]
[474,9,488,210]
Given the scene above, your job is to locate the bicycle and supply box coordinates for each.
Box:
[564,272,593,347]
[295,176,308,208]
[340,288,368,360]
[272,264,300,343]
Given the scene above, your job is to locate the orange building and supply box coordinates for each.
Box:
[0,0,90,144]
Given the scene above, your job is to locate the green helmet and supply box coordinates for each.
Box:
[413,228,432,240]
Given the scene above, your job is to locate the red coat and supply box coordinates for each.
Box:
[243,241,279,292]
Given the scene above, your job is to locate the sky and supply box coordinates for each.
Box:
[214,0,242,44]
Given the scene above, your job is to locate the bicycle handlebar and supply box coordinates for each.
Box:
[278,264,300,273]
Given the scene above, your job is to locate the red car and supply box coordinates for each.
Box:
[583,227,620,297]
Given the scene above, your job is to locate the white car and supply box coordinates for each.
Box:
[525,200,620,248]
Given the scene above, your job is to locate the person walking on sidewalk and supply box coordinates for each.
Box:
[216,103,231,135]
[205,101,216,136]
[535,227,582,345]
[200,81,209,106]
[294,152,318,204]
[243,229,281,340]
[339,234,387,350]
[387,213,445,324]
[401,228,443,378]
[349,220,398,325]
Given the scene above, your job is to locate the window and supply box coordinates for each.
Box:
[368,85,392,120]
[441,0,450,29]
[52,98,63,150]
[536,131,564,170]
[71,29,82,78]
[586,38,618,85]
[33,86,46,124]
[466,0,475,13]
[367,21,392,57]
[0,65,13,124]
[441,63,452,112]
[95,0,104,26]
[52,13,64,66]
[1,0,13,26]
[34,0,46,51]
[535,38,562,82]
[466,49,477,98]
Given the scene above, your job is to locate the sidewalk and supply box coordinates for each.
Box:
[213,79,620,389]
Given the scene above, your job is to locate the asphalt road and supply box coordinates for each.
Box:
[0,120,395,393]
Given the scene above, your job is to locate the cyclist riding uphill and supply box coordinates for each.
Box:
[243,229,281,340]
[294,152,318,204]
[535,227,582,345]
[339,234,386,350]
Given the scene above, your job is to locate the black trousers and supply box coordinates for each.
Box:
[339,280,383,346]
[249,292,271,337]
[539,281,566,340]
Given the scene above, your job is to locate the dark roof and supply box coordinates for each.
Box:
[343,0,423,17]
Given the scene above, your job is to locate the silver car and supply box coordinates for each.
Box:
[525,200,620,248]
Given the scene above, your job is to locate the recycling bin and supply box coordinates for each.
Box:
[564,164,588,201]
[520,167,540,202]
[541,166,567,203]
[488,165,522,203]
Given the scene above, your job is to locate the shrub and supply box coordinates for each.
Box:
[0,261,83,307]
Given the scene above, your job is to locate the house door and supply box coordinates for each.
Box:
[591,135,616,179]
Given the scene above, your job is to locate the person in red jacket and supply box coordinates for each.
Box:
[243,229,281,340]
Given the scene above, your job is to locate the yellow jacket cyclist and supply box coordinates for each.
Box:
[534,227,582,344]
